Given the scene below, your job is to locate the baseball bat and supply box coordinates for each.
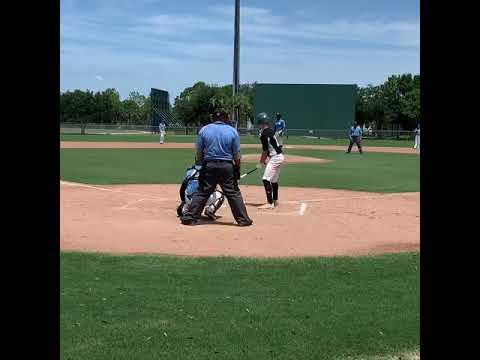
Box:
[240,167,258,179]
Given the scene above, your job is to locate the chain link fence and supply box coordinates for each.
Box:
[60,123,416,140]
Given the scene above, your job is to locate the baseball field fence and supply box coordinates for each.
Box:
[60,123,416,140]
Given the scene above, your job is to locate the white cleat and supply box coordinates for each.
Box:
[258,203,275,210]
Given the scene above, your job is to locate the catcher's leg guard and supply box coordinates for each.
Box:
[211,191,225,213]
[204,191,225,220]
[207,191,225,212]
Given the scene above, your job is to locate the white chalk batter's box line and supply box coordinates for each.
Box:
[282,192,418,204]
[60,181,170,201]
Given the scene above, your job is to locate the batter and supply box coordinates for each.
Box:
[257,112,285,210]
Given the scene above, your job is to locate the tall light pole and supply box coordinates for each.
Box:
[232,0,240,128]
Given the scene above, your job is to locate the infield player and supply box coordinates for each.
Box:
[273,112,287,147]
[257,112,285,209]
[176,161,225,221]
[346,121,363,154]
[159,121,166,144]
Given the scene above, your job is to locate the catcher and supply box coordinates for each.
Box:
[176,161,225,221]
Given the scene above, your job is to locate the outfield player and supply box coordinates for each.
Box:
[159,121,166,144]
[273,112,287,147]
[177,161,224,221]
[346,121,363,154]
[257,112,285,209]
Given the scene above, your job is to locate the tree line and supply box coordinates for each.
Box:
[60,89,151,125]
[60,73,419,130]
[356,74,420,130]
[172,82,254,127]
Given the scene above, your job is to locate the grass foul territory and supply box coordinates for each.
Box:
[61,252,419,360]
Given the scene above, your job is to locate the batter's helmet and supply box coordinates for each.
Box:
[256,112,270,125]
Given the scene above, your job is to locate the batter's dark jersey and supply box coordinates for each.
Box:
[260,127,282,157]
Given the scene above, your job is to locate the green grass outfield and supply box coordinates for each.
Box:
[60,133,414,148]
[61,252,419,360]
[60,148,419,192]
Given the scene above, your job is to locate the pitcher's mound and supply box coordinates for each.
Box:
[61,182,419,258]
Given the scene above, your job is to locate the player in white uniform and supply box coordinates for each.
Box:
[159,121,166,144]
[413,123,420,150]
[257,112,285,209]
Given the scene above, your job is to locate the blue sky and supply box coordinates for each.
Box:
[60,0,419,100]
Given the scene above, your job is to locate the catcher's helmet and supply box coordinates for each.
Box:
[256,112,270,125]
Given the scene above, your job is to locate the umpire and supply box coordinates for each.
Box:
[180,109,253,226]
[346,121,363,154]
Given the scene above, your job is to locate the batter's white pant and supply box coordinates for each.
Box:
[263,154,285,183]
[160,131,166,143]
[414,135,420,149]
[183,190,223,214]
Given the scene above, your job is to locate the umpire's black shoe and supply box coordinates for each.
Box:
[237,220,253,227]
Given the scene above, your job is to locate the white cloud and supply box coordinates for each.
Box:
[135,7,419,49]
[95,75,104,81]
[140,14,230,34]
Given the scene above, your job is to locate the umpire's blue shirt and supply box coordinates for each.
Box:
[197,121,241,161]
